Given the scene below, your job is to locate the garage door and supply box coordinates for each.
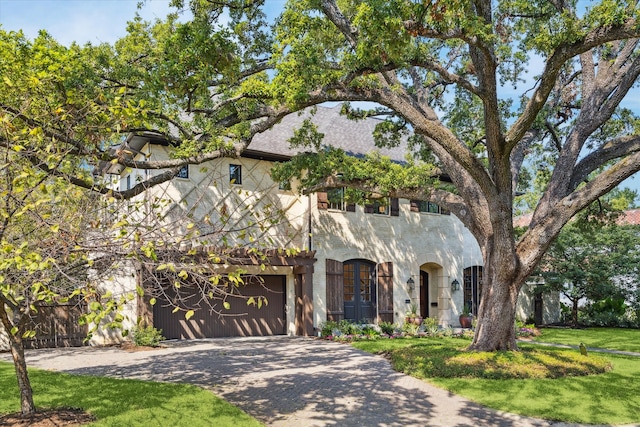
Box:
[153,275,286,339]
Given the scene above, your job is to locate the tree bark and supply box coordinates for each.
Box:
[9,333,36,415]
[467,239,522,351]
[468,277,520,351]
[0,303,36,415]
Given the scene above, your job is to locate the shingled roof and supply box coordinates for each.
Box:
[246,104,409,162]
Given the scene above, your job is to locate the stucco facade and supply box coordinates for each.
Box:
[1,106,563,350]
[311,194,483,328]
[94,137,486,341]
[84,105,562,344]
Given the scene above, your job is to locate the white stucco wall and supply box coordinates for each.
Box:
[311,196,484,328]
[517,282,562,325]
[89,260,140,346]
[116,145,308,251]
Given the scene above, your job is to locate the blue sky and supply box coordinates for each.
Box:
[1,0,638,196]
[0,0,177,45]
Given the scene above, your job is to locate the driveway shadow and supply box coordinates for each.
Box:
[9,337,556,427]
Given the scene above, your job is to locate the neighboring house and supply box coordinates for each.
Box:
[511,207,640,325]
[618,208,640,225]
[2,105,556,350]
[517,277,561,325]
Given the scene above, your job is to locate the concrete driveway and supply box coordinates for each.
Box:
[3,337,575,426]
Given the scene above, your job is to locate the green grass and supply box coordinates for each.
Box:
[0,362,262,427]
[535,327,640,352]
[353,337,640,425]
[357,337,611,379]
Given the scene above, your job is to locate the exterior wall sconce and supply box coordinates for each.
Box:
[406,277,415,291]
[451,279,460,292]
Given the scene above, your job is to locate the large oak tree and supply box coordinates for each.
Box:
[263,0,640,351]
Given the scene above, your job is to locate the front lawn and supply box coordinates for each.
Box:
[0,362,261,427]
[353,337,640,425]
[534,327,640,352]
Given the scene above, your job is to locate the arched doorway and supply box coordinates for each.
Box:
[343,259,376,322]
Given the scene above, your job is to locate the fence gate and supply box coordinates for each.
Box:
[23,302,88,349]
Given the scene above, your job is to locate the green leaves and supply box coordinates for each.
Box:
[271,144,438,201]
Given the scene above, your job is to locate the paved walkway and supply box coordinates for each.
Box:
[520,340,640,357]
[0,337,630,426]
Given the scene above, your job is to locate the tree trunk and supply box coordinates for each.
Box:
[468,279,519,351]
[467,242,521,351]
[0,303,36,416]
[572,299,579,327]
[9,332,36,415]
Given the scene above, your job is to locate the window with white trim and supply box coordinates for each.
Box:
[327,188,345,211]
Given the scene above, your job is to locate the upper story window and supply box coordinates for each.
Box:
[177,165,189,179]
[125,175,131,190]
[229,164,242,185]
[278,180,291,191]
[317,190,355,212]
[327,188,345,211]
[412,200,450,215]
[372,199,390,215]
[364,197,399,216]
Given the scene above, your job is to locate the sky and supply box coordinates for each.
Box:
[0,0,177,45]
[1,0,638,197]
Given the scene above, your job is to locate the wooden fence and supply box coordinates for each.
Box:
[23,302,88,349]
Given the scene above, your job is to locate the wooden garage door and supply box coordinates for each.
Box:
[154,275,286,339]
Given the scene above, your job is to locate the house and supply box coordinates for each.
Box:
[512,208,640,325]
[618,208,640,225]
[3,105,562,350]
[0,106,560,350]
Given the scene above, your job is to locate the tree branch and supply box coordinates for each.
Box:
[320,0,358,49]
[408,58,481,97]
[506,18,640,151]
[571,135,640,189]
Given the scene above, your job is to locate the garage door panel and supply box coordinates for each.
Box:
[154,275,286,339]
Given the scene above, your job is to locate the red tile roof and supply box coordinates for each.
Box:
[617,208,640,225]
[514,209,640,227]
[513,212,533,228]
